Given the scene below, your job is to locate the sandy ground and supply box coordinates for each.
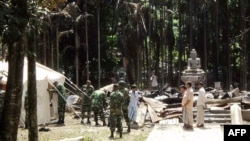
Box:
[18,111,250,141]
[17,112,153,141]
[146,123,224,141]
[146,119,250,141]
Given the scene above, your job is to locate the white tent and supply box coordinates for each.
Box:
[0,58,65,126]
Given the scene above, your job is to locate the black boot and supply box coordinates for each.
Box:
[109,131,114,138]
[95,122,100,126]
[81,119,84,124]
[120,131,122,138]
[87,118,91,124]
[57,119,61,124]
[127,124,131,132]
[103,120,106,126]
[61,118,64,124]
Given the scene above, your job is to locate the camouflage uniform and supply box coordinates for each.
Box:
[91,90,107,126]
[81,84,94,123]
[48,83,66,124]
[57,84,67,123]
[119,86,130,131]
[109,88,124,138]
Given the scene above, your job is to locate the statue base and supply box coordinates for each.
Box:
[181,68,206,86]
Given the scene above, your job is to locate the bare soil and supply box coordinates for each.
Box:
[17,112,153,141]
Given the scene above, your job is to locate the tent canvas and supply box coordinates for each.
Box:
[0,59,65,126]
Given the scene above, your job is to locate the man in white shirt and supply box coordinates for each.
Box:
[128,84,140,124]
[150,73,158,90]
[196,82,206,127]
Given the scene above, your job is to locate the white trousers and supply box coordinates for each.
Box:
[128,106,137,122]
[196,105,205,125]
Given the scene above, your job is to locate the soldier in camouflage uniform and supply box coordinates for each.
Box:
[81,80,94,124]
[109,84,124,138]
[118,80,130,132]
[91,89,107,126]
[48,81,67,124]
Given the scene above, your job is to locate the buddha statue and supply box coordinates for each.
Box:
[187,49,201,69]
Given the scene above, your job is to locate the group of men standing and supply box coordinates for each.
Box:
[80,80,140,138]
[180,81,206,130]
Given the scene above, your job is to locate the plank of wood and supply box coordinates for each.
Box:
[208,107,230,113]
[165,103,182,108]
[143,97,166,112]
[163,113,182,119]
[197,117,231,123]
[164,107,182,112]
[194,113,230,118]
[206,97,242,105]
[242,109,250,121]
[147,104,162,123]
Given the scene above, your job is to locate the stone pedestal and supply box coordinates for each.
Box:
[181,68,205,87]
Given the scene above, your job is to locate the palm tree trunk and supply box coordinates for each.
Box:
[56,25,59,70]
[97,5,101,89]
[75,24,80,85]
[43,33,47,65]
[85,0,89,81]
[240,0,247,89]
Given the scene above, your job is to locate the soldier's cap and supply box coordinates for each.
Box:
[118,80,126,85]
[86,80,91,83]
[113,83,119,87]
[131,84,137,88]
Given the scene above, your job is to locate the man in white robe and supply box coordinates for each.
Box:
[196,82,206,127]
[182,81,194,129]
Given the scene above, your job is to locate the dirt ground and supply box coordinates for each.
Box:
[17,112,154,141]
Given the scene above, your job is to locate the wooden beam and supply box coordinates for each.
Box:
[143,97,166,112]
[206,97,242,105]
[147,104,162,123]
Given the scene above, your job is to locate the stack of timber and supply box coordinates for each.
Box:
[137,97,183,126]
[136,93,250,127]
[193,107,231,123]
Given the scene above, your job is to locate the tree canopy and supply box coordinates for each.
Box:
[1,0,250,90]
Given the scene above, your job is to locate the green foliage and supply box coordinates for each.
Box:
[1,0,248,88]
[26,1,50,36]
[0,1,10,35]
